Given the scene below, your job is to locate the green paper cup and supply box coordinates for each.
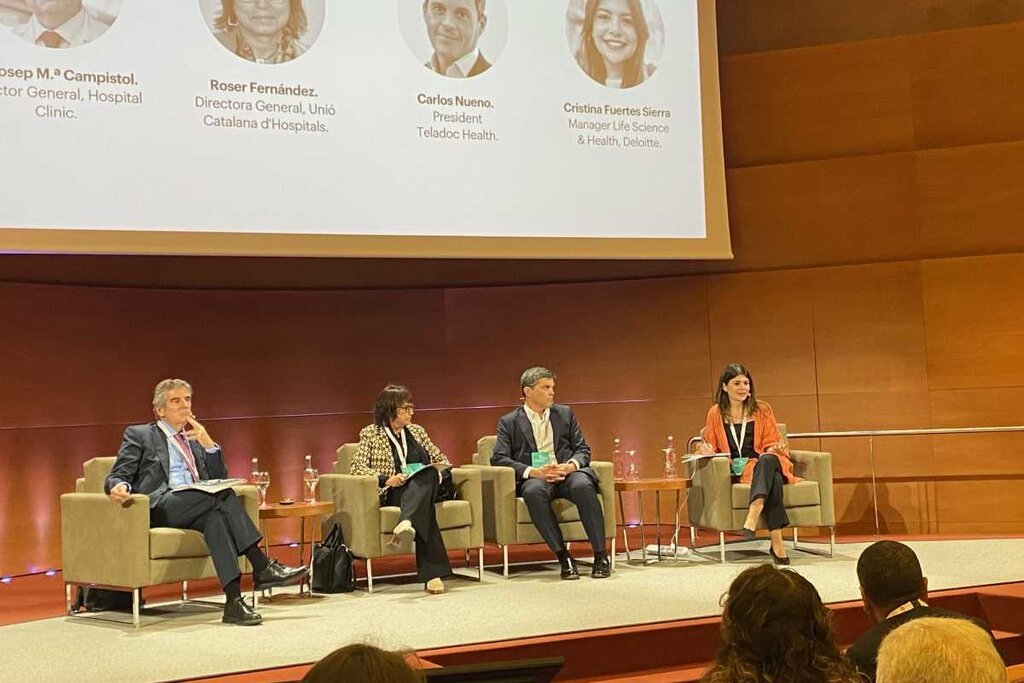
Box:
[730,457,749,476]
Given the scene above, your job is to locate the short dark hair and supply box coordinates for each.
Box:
[301,643,424,683]
[520,366,554,396]
[373,384,412,427]
[857,540,924,608]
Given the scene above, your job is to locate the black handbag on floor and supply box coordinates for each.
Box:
[312,523,357,593]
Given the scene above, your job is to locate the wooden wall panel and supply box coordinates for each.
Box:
[720,37,914,168]
[934,480,1024,534]
[812,262,929,395]
[922,254,1024,390]
[917,141,1024,257]
[833,481,934,534]
[707,269,818,395]
[909,22,1024,149]
[725,153,920,271]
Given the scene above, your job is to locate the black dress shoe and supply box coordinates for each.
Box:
[254,559,310,591]
[591,555,611,579]
[769,547,790,566]
[222,596,262,625]
[559,555,580,580]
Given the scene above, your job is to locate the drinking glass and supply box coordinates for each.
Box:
[625,450,640,480]
[255,471,270,507]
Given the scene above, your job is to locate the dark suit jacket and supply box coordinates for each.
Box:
[425,52,491,77]
[847,604,1000,681]
[104,422,227,508]
[491,404,596,485]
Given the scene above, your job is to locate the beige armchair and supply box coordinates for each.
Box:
[60,456,259,628]
[686,426,835,562]
[318,444,484,593]
[467,436,617,577]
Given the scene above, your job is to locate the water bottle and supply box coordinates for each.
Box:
[612,438,624,480]
[663,436,679,479]
[250,457,259,484]
[302,454,319,503]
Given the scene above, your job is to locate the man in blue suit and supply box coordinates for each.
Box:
[491,367,610,579]
[105,378,307,625]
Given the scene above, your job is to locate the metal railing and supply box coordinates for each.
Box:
[786,426,1024,536]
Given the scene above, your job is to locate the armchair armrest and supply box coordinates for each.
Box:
[230,484,259,525]
[790,450,835,526]
[319,473,382,559]
[591,462,616,539]
[687,455,735,531]
[462,464,517,545]
[61,493,151,588]
[451,467,483,548]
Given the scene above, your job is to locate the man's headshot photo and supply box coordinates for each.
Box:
[199,0,325,65]
[6,0,118,49]
[399,0,508,79]
[566,0,664,89]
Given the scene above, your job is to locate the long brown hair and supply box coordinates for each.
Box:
[702,565,859,683]
[576,0,650,88]
[714,363,759,423]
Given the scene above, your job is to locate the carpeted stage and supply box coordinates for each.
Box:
[3,538,1023,682]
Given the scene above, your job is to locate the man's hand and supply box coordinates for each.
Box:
[529,465,565,482]
[385,474,408,487]
[108,482,132,504]
[183,413,216,449]
[555,461,578,475]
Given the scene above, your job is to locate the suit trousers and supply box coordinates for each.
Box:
[519,470,605,555]
[151,488,262,589]
[748,454,789,530]
[384,472,452,582]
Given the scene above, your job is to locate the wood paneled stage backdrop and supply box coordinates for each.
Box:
[2,2,1024,575]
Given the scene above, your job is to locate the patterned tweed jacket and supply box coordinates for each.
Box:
[350,423,449,482]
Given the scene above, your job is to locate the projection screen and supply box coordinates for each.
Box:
[0,0,729,259]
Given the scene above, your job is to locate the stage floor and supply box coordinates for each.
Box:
[4,538,1024,682]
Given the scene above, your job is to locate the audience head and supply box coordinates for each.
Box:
[702,564,858,683]
[301,643,424,683]
[374,384,415,430]
[876,617,1006,683]
[714,363,758,417]
[856,540,927,621]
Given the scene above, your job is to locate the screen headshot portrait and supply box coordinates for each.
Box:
[200,0,325,65]
[567,0,664,89]
[399,0,509,79]
[9,0,118,49]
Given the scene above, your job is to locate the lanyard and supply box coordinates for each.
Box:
[728,419,749,456]
[886,599,926,620]
[383,426,408,469]
[158,421,193,462]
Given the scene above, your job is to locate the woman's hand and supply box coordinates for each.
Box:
[696,441,714,456]
[385,474,407,488]
[766,442,787,455]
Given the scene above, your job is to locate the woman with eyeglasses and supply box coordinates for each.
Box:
[350,383,454,594]
[213,0,310,64]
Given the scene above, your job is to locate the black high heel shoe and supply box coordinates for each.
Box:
[769,546,790,566]
[740,527,756,541]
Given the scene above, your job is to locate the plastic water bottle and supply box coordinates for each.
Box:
[250,457,259,484]
[612,438,624,480]
[302,454,319,503]
[663,436,679,479]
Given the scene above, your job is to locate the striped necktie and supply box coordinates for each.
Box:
[174,432,200,481]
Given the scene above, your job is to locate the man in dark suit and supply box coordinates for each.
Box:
[422,0,492,78]
[847,540,1002,681]
[491,367,610,579]
[105,378,307,625]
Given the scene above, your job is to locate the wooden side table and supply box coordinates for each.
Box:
[258,500,334,595]
[614,478,692,564]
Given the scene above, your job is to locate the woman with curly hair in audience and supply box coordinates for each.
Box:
[702,564,860,683]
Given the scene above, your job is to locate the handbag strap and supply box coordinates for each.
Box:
[322,523,340,547]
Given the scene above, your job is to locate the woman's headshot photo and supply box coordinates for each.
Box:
[567,0,664,89]
[199,0,324,65]
[4,0,119,49]
[398,0,509,79]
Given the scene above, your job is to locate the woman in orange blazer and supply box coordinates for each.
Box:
[698,363,802,564]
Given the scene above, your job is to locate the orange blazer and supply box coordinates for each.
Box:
[702,402,801,485]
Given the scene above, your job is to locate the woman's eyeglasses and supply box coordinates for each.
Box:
[397,404,415,413]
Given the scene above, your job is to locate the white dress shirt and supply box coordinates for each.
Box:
[522,406,581,480]
[429,48,481,78]
[13,8,111,48]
